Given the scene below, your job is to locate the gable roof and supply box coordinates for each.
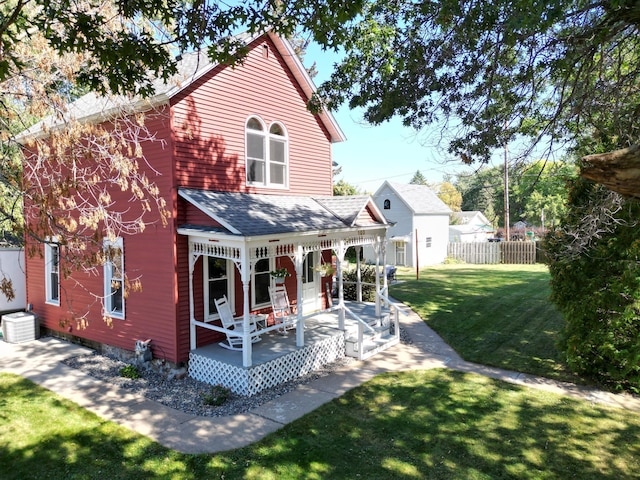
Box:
[179,189,388,237]
[454,211,491,226]
[19,31,345,143]
[376,181,452,215]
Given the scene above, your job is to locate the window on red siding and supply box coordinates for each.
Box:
[104,238,124,319]
[246,117,288,188]
[45,241,60,305]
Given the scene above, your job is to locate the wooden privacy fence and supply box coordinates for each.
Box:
[447,241,538,264]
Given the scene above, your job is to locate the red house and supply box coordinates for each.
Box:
[21,31,396,395]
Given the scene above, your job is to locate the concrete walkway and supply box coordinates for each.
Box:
[2,303,639,454]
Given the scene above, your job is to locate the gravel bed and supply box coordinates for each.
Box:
[62,326,412,418]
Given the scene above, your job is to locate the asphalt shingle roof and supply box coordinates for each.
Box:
[18,32,345,143]
[385,182,452,214]
[179,189,384,237]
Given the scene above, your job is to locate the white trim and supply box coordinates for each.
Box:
[251,257,273,309]
[245,116,289,189]
[44,239,60,306]
[103,237,125,320]
[268,31,346,143]
[203,257,235,321]
[390,235,411,243]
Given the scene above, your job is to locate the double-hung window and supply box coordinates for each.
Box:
[45,241,60,305]
[104,238,124,319]
[246,117,288,188]
[252,258,272,308]
[204,257,233,320]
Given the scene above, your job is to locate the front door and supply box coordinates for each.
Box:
[302,252,319,312]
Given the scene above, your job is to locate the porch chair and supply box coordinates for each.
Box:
[214,295,261,350]
[268,284,297,334]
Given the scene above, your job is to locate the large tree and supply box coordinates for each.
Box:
[454,160,575,229]
[317,0,640,165]
[0,0,364,315]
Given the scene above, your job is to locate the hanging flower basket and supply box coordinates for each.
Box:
[270,268,291,284]
[314,263,335,277]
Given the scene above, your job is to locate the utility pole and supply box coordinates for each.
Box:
[504,139,510,241]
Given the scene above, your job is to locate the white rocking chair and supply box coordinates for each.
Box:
[214,295,261,350]
[268,284,297,334]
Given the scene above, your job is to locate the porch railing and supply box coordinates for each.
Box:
[191,314,297,342]
[342,292,404,360]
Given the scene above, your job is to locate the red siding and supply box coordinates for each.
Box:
[26,34,337,364]
[25,111,185,363]
[172,37,333,196]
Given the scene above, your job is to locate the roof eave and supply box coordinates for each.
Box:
[179,223,388,243]
[267,32,346,144]
[16,94,171,144]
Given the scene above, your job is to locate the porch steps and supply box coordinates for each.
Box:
[344,313,399,360]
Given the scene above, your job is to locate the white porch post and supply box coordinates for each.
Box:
[189,246,197,351]
[374,237,382,317]
[336,240,347,329]
[240,250,252,367]
[355,246,362,303]
[295,245,304,347]
[381,238,389,308]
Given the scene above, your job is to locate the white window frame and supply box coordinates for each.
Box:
[204,257,235,321]
[252,257,274,309]
[245,116,288,189]
[45,240,60,306]
[104,237,125,319]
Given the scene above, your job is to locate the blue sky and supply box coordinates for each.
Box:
[305,43,475,193]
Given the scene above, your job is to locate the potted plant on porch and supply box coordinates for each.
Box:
[270,267,291,284]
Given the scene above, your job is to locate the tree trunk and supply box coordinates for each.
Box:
[581,144,640,199]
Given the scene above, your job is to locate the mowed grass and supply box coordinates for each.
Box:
[391,264,582,383]
[2,369,640,479]
[3,264,639,478]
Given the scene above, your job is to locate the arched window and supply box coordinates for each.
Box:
[383,199,391,209]
[246,117,288,188]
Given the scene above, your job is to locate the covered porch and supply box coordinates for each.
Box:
[178,189,397,395]
[189,301,401,396]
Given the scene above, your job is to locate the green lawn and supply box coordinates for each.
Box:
[391,264,582,383]
[2,369,639,479]
[2,264,640,479]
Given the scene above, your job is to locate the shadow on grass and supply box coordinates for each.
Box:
[2,370,639,479]
[229,370,640,479]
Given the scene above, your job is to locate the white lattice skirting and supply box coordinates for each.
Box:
[189,332,346,396]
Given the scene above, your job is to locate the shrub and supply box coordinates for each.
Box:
[342,265,377,302]
[545,178,640,392]
[202,385,231,406]
[119,364,141,379]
